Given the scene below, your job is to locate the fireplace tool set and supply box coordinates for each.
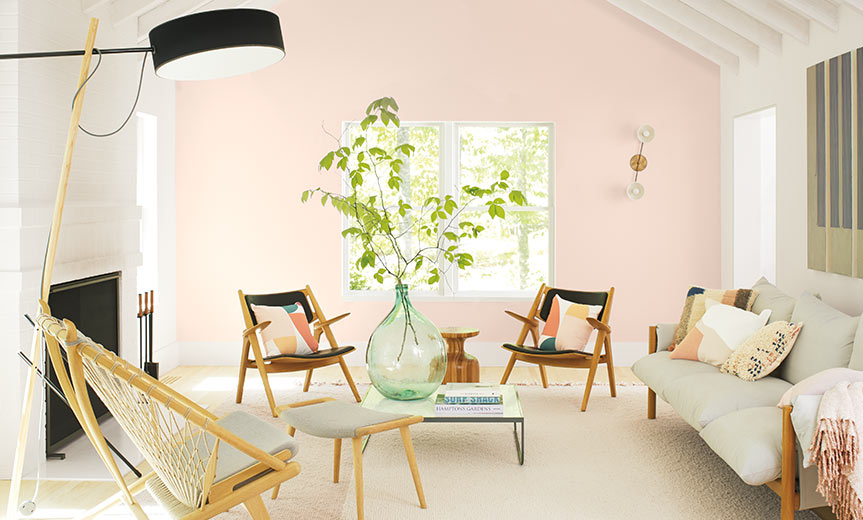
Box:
[138,290,159,379]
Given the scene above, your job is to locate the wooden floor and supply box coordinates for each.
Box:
[0,365,636,519]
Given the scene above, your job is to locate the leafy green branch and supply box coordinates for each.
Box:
[302,96,527,288]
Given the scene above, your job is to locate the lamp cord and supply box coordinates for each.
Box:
[71,48,148,138]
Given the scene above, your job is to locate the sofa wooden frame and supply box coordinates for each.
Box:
[237,285,361,417]
[646,325,799,520]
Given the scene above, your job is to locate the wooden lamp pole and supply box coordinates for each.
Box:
[7,19,101,520]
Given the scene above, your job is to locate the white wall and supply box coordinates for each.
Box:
[721,6,863,315]
[0,1,176,478]
[732,107,776,288]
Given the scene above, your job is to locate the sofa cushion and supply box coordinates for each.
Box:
[849,314,863,370]
[751,277,796,324]
[699,406,783,485]
[631,351,719,399]
[776,293,858,384]
[655,322,677,352]
[662,372,791,430]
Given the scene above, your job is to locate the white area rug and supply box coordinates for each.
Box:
[197,383,817,520]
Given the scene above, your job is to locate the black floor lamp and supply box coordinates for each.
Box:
[4,9,284,519]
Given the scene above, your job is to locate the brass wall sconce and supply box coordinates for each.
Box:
[627,124,655,200]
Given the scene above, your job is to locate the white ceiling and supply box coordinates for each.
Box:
[82,0,860,72]
[80,0,279,43]
[607,0,862,73]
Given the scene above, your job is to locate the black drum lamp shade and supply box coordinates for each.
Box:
[149,8,285,81]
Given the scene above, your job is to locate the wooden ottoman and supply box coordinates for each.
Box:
[277,397,426,520]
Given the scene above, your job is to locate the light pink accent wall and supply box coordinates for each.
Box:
[175,0,720,345]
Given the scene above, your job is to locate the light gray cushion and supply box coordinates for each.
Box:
[655,322,677,352]
[662,372,791,430]
[150,411,297,515]
[699,406,783,485]
[631,351,719,399]
[776,293,858,384]
[213,411,299,482]
[791,394,823,469]
[281,400,410,439]
[751,277,796,324]
[849,314,863,370]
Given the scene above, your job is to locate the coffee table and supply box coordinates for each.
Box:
[361,384,525,464]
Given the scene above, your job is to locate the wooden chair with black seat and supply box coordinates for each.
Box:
[237,285,362,417]
[500,284,616,412]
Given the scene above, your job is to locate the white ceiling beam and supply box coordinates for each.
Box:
[841,0,863,14]
[725,0,810,43]
[606,0,739,72]
[111,0,169,27]
[137,0,215,41]
[776,0,839,30]
[680,0,783,55]
[137,0,258,42]
[640,0,759,63]
[81,0,111,14]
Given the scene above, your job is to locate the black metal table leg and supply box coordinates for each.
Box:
[512,420,524,465]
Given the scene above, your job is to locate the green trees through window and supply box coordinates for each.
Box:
[345,123,553,296]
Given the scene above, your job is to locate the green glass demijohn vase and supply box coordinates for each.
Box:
[366,284,447,400]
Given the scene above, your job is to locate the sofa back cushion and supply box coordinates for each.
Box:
[849,314,863,370]
[776,293,858,384]
[750,277,796,324]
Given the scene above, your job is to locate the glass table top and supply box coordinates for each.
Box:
[361,384,524,422]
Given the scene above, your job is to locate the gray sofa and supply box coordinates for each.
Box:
[632,278,863,519]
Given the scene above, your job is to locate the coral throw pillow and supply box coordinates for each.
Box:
[251,303,319,356]
[670,299,771,366]
[537,295,603,353]
[670,286,759,350]
[721,321,803,381]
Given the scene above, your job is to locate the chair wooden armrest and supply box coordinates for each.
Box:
[505,310,539,329]
[586,317,611,334]
[315,312,350,330]
[243,321,271,338]
[275,397,336,415]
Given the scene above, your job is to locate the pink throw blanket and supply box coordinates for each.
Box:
[811,381,863,520]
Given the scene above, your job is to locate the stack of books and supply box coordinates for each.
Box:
[434,383,504,415]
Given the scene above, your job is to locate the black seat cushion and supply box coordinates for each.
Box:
[502,343,591,356]
[264,345,355,361]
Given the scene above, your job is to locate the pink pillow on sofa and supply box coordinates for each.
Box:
[777,367,863,407]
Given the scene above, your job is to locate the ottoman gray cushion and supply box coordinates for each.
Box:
[281,400,411,438]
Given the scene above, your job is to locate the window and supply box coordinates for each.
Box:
[343,122,554,298]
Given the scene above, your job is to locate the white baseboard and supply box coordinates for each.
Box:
[175,340,647,368]
[154,341,181,374]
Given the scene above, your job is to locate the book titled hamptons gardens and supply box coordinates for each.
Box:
[435,384,504,415]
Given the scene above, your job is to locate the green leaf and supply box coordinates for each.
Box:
[341,227,360,237]
[444,231,458,241]
[319,151,335,170]
[360,114,377,130]
[301,190,311,203]
[500,170,510,180]
[495,205,505,218]
[321,194,328,206]
[353,136,366,148]
[444,198,457,214]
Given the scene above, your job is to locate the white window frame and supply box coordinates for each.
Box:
[341,121,555,301]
